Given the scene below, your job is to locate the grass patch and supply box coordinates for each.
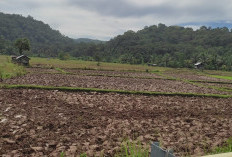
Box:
[207,75,232,81]
[210,138,232,155]
[115,140,149,157]
[182,79,232,93]
[29,56,170,72]
[0,84,231,98]
[0,56,26,80]
[55,67,66,73]
[190,80,232,84]
[160,71,232,93]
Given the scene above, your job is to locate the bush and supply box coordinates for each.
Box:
[58,52,70,60]
[0,62,26,79]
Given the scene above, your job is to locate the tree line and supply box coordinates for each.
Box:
[0,12,232,70]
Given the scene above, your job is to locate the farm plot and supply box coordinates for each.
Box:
[26,67,59,74]
[63,69,164,79]
[0,89,232,156]
[2,73,231,95]
[163,70,232,82]
[199,82,232,90]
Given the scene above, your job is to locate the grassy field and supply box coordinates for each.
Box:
[0,55,26,79]
[30,56,170,72]
[207,75,232,81]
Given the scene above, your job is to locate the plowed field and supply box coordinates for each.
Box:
[1,89,232,156]
[3,73,231,95]
[1,67,232,157]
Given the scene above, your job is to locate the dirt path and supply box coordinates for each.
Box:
[1,89,232,156]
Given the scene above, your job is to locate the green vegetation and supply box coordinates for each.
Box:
[30,56,169,72]
[74,38,106,44]
[207,75,232,81]
[210,138,232,154]
[58,52,70,60]
[14,38,30,55]
[115,141,149,157]
[0,12,73,56]
[0,84,231,98]
[1,12,232,70]
[190,80,232,84]
[60,152,65,157]
[55,67,68,74]
[0,56,26,79]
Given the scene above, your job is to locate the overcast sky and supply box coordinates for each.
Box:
[1,0,232,40]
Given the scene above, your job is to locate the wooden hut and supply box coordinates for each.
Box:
[12,55,30,66]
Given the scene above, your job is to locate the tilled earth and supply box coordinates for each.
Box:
[3,73,231,95]
[163,71,232,83]
[199,82,232,89]
[63,69,164,79]
[0,89,232,156]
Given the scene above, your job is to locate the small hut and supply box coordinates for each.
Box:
[12,55,30,66]
[194,62,204,69]
[148,63,157,67]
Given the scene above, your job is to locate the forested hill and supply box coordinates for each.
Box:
[102,24,232,70]
[0,12,232,70]
[0,12,75,56]
[74,38,106,44]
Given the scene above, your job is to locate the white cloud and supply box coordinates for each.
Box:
[184,25,201,31]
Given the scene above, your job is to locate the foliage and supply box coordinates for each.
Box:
[1,12,232,70]
[210,138,232,154]
[14,38,30,55]
[207,75,232,80]
[115,140,149,157]
[0,58,26,79]
[60,152,65,157]
[29,56,169,72]
[58,52,70,60]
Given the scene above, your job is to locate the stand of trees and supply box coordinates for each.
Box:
[0,12,232,70]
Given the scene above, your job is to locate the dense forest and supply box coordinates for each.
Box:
[0,12,232,70]
[103,24,232,70]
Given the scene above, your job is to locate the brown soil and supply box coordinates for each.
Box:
[200,82,232,89]
[27,67,59,74]
[0,89,232,156]
[3,73,231,95]
[164,71,232,83]
[64,69,164,79]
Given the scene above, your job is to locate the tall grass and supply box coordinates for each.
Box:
[210,138,232,154]
[0,61,26,80]
[115,140,149,157]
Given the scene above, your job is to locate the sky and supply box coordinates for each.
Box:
[1,0,232,40]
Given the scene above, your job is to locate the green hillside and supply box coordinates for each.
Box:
[0,12,75,56]
[74,38,106,44]
[0,12,232,70]
[100,24,232,70]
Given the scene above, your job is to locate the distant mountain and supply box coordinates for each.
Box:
[0,12,74,56]
[101,24,232,70]
[74,38,106,44]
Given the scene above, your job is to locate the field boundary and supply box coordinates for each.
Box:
[28,67,232,84]
[1,84,232,98]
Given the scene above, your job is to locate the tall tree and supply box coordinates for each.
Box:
[14,38,30,55]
